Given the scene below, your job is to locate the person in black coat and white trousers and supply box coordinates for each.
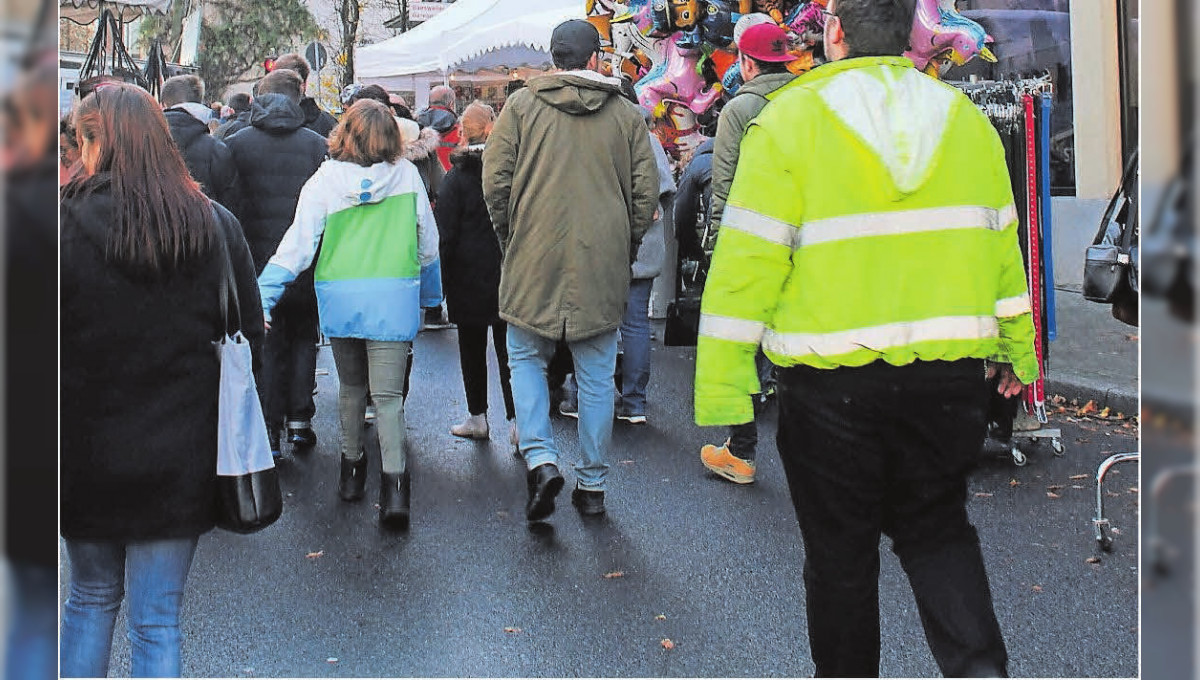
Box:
[160,74,241,214]
[436,101,517,448]
[60,83,263,678]
[225,68,328,456]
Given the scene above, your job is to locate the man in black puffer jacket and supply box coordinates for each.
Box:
[160,75,241,213]
[272,52,339,137]
[225,68,328,457]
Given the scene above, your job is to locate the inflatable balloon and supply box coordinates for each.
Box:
[905,0,997,77]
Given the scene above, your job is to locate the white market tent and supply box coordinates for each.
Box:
[356,0,584,103]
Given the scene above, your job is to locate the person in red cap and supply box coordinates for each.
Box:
[698,18,799,486]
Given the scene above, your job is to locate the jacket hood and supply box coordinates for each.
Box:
[250,93,307,134]
[314,158,421,207]
[163,108,210,148]
[417,106,458,134]
[811,57,959,197]
[738,72,797,99]
[449,144,484,173]
[528,71,624,115]
[403,126,441,163]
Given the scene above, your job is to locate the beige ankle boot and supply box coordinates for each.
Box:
[450,413,489,439]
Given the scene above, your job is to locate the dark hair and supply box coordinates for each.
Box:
[272,53,311,82]
[350,84,391,107]
[746,55,791,75]
[66,83,217,273]
[160,74,205,107]
[619,78,639,105]
[329,99,404,166]
[505,79,525,96]
[228,92,252,113]
[391,102,413,120]
[832,0,913,58]
[553,49,595,71]
[256,69,304,103]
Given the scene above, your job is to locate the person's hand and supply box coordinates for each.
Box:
[264,319,271,332]
[986,362,1024,398]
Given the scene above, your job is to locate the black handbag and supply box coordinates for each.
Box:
[214,234,283,534]
[1083,151,1139,304]
[664,296,701,347]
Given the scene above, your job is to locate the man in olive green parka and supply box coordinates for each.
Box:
[482,19,658,522]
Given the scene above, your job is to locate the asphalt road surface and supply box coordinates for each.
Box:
[72,325,1140,677]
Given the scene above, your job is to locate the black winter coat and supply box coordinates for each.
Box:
[164,108,242,214]
[225,94,327,315]
[60,179,264,541]
[674,138,714,260]
[435,146,502,325]
[300,97,338,137]
[6,158,58,566]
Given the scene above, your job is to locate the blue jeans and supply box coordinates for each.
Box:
[60,536,199,678]
[618,278,653,414]
[8,563,57,680]
[508,325,618,491]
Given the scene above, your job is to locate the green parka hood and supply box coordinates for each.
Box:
[528,71,624,115]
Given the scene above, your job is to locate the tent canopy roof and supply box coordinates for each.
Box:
[357,0,583,79]
[60,0,175,24]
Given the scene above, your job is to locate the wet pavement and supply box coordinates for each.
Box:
[81,325,1140,677]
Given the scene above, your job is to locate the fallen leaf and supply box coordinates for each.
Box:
[1112,528,1122,535]
[1032,585,1043,592]
[619,459,636,465]
[306,551,325,559]
[326,658,338,664]
[1099,407,1112,418]
[1051,395,1067,405]
[1126,334,1138,342]
[655,614,667,621]
[1106,492,1121,498]
[1078,400,1098,415]
[1070,474,1089,480]
[604,571,625,579]
[1071,485,1085,490]
[974,492,993,498]
[497,510,510,519]
[1009,479,1021,487]
[1047,484,1064,492]
[504,627,522,634]
[1086,557,1101,564]
[1129,487,1139,494]
[1046,492,1061,499]
[661,639,675,650]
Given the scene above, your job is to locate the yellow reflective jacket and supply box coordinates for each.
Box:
[694,56,1039,427]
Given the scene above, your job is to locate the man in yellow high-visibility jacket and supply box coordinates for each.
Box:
[694,0,1038,676]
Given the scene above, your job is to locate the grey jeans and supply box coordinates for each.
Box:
[330,338,412,474]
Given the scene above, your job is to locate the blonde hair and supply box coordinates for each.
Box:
[458,100,495,145]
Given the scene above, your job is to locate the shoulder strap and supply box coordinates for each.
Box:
[215,211,242,336]
[1093,150,1139,246]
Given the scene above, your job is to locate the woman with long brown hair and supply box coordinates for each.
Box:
[259,99,442,529]
[59,83,263,677]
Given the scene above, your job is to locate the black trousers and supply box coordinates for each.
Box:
[456,321,515,420]
[776,359,1008,678]
[261,303,318,432]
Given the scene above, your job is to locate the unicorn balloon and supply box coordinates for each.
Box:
[905,0,997,76]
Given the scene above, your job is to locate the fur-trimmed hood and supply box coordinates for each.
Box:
[404,126,441,162]
[449,144,484,174]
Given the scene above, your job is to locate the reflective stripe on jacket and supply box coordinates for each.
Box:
[694,56,1038,427]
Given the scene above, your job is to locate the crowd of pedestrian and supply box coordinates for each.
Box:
[58,2,1041,676]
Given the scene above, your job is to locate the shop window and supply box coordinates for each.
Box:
[949,0,1075,195]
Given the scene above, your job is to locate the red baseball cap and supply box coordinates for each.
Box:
[737,23,798,63]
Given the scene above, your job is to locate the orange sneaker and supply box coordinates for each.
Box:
[700,440,756,484]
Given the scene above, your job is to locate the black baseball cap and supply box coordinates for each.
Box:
[550,19,601,67]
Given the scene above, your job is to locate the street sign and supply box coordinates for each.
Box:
[305,41,328,73]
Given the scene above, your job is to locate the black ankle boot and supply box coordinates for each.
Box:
[338,454,367,501]
[379,471,410,529]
